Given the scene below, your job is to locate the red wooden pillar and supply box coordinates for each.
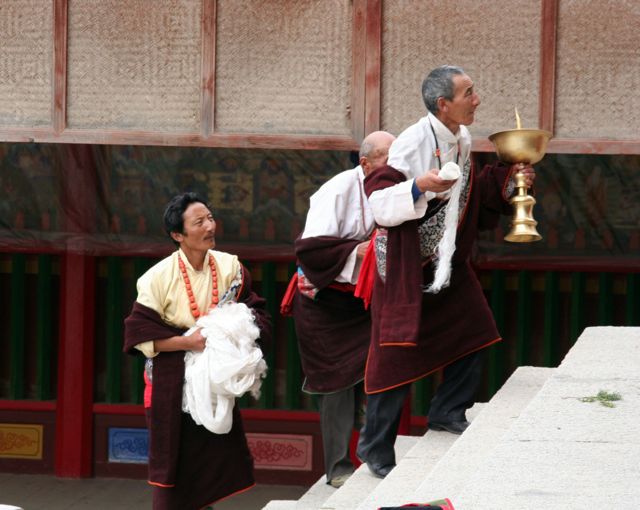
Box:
[54,144,98,477]
[55,254,96,477]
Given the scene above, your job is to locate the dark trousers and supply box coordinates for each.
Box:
[317,383,364,480]
[357,350,483,468]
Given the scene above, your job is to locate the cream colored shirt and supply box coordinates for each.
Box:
[134,248,241,357]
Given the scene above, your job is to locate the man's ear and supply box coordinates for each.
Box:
[437,96,448,112]
[170,231,183,244]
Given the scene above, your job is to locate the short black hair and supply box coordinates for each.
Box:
[163,192,211,245]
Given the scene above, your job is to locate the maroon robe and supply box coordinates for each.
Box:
[123,265,271,510]
[292,235,371,393]
[363,161,513,394]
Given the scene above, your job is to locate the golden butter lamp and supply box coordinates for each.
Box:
[489,125,552,242]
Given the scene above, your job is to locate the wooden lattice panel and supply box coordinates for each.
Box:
[66,0,202,132]
[381,0,541,138]
[215,0,352,136]
[555,0,640,139]
[0,1,53,127]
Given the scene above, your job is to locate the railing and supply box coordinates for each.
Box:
[1,253,57,401]
[2,252,639,417]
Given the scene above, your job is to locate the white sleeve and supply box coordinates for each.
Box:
[368,179,431,227]
[335,245,360,284]
[301,187,345,239]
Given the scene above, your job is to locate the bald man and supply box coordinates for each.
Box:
[289,131,395,488]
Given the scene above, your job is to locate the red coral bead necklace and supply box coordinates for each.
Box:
[178,253,219,319]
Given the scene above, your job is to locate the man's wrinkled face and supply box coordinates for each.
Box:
[173,202,216,251]
[440,74,481,130]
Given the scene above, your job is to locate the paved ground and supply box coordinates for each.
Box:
[0,474,307,510]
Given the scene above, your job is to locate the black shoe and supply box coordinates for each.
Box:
[367,462,395,478]
[428,420,470,435]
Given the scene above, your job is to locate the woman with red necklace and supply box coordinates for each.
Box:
[124,192,271,510]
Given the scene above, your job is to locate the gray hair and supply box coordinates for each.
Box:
[359,140,374,159]
[421,65,465,114]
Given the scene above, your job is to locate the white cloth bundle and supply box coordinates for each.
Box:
[425,161,462,294]
[439,161,461,181]
[182,302,267,434]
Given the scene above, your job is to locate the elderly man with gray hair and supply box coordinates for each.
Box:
[355,66,535,478]
[282,131,395,488]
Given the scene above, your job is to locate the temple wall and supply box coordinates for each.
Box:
[380,0,541,137]
[0,1,53,127]
[0,0,638,146]
[214,0,353,135]
[66,0,202,132]
[554,0,640,139]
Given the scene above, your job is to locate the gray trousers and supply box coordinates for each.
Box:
[356,350,483,468]
[317,383,364,480]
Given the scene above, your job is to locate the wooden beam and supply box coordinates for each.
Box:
[539,0,558,133]
[2,127,635,154]
[351,0,367,143]
[0,400,56,411]
[364,0,382,136]
[200,0,216,136]
[53,0,68,134]
[0,127,360,150]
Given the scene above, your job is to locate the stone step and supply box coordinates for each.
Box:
[408,366,553,506]
[318,434,418,510]
[453,327,640,509]
[261,501,297,510]
[294,475,333,509]
[260,436,418,510]
[355,403,486,510]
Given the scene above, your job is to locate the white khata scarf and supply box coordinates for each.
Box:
[387,114,469,295]
[182,302,267,434]
[425,160,461,293]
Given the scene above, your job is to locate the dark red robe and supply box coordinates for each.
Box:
[123,265,271,510]
[363,161,513,394]
[292,235,371,393]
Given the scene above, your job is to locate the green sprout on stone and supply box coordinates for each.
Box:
[579,390,622,408]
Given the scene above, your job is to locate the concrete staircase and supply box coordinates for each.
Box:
[263,435,418,510]
[263,327,640,509]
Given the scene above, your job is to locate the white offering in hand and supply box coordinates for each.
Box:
[439,161,461,181]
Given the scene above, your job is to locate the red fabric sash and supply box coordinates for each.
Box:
[280,272,298,316]
[280,272,358,317]
[354,230,377,309]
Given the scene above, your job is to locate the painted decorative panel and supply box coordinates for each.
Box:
[105,427,313,471]
[555,0,640,139]
[66,0,202,132]
[380,0,541,138]
[0,423,43,459]
[108,427,149,464]
[476,153,640,260]
[0,0,53,127]
[0,143,353,253]
[3,142,639,260]
[247,432,313,471]
[215,0,353,135]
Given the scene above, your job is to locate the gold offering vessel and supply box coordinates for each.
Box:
[489,111,551,242]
